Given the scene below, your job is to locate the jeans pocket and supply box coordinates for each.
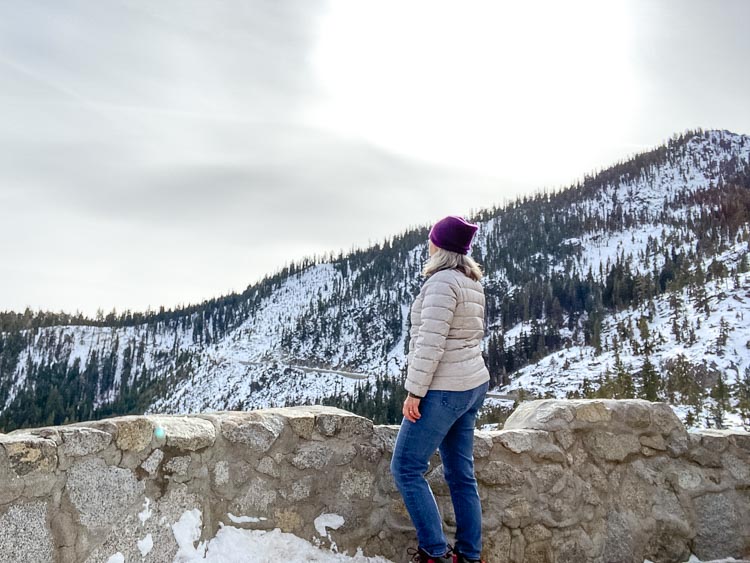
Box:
[440,389,473,412]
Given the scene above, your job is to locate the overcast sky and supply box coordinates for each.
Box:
[1,0,749,317]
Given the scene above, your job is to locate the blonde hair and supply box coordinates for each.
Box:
[422,246,484,281]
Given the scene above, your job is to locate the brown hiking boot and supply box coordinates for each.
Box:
[407,546,453,563]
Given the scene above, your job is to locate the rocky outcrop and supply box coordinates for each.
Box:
[0,400,748,563]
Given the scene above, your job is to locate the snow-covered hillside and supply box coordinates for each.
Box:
[2,129,749,432]
[493,255,750,430]
[148,263,381,414]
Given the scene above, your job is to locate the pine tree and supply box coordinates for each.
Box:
[709,372,731,429]
[639,355,660,401]
[610,352,636,399]
[715,317,731,355]
[637,315,653,355]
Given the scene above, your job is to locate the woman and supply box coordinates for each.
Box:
[390,215,490,563]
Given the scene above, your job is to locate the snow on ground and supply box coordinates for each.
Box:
[173,526,391,562]
[167,508,390,563]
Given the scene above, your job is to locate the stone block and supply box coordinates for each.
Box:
[666,429,690,457]
[493,429,566,464]
[219,412,285,453]
[0,434,57,476]
[509,527,525,562]
[340,468,375,499]
[639,434,666,451]
[146,415,216,451]
[256,456,279,478]
[730,429,750,452]
[503,497,534,529]
[164,455,191,475]
[371,425,399,454]
[503,399,685,442]
[484,526,512,562]
[283,475,313,501]
[0,445,20,503]
[554,428,576,450]
[140,448,164,477]
[333,444,357,466]
[426,464,449,496]
[697,429,732,453]
[60,427,112,457]
[65,457,144,529]
[212,459,230,486]
[478,460,526,488]
[503,400,576,432]
[667,463,706,492]
[357,444,382,463]
[525,540,553,563]
[473,431,493,458]
[233,477,277,515]
[339,414,374,437]
[575,401,613,424]
[113,417,154,452]
[523,523,552,543]
[583,431,641,462]
[315,413,341,436]
[643,517,692,563]
[0,475,24,505]
[550,526,595,563]
[0,501,54,563]
[617,400,652,430]
[291,443,334,470]
[601,509,641,562]
[647,402,685,436]
[531,464,566,493]
[261,407,315,439]
[493,429,545,454]
[722,452,750,482]
[274,508,303,533]
[693,491,746,560]
[264,405,369,438]
[687,446,724,468]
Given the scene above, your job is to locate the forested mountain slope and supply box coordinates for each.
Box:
[1,129,749,432]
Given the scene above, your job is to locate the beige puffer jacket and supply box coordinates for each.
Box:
[405,267,491,397]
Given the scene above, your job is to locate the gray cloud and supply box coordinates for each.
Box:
[631,0,750,138]
[0,0,507,315]
[2,0,748,316]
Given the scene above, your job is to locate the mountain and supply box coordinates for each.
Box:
[1,129,749,432]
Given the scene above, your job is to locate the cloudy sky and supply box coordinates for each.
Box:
[1,0,749,317]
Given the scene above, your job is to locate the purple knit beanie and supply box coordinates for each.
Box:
[429,215,479,255]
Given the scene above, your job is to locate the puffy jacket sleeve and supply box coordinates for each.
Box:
[405,275,458,397]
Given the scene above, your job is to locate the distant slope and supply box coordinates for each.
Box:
[1,129,749,432]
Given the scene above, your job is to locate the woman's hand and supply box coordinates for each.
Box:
[403,395,422,422]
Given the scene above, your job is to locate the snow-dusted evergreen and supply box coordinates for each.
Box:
[1,129,749,432]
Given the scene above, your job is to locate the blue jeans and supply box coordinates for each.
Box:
[390,381,489,559]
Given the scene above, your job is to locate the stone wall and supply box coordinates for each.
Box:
[0,399,748,563]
